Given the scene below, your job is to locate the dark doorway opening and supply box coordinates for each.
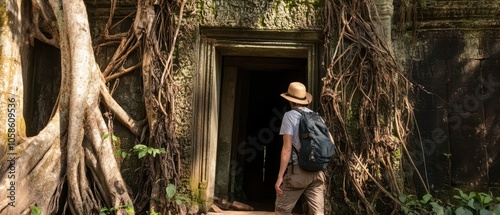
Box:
[26,40,61,136]
[215,56,307,211]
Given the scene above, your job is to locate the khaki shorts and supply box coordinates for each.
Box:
[275,164,325,215]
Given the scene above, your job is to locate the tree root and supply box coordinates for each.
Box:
[0,0,136,214]
[322,0,415,214]
[1,0,185,214]
[100,81,145,136]
[0,111,64,214]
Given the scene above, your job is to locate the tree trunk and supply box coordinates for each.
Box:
[0,0,134,214]
[0,0,25,158]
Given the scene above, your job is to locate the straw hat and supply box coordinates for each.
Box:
[280,82,312,105]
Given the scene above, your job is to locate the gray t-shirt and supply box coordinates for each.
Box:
[279,106,312,164]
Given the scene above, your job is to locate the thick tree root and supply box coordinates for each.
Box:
[1,0,136,214]
[321,0,414,214]
[0,112,64,214]
[1,0,186,214]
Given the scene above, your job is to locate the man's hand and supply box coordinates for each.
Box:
[275,177,283,196]
[276,135,292,197]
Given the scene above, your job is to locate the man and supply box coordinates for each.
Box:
[275,82,326,215]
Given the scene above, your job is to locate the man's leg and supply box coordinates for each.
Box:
[275,165,308,214]
[302,172,325,215]
[275,186,304,215]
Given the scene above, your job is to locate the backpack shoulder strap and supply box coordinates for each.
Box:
[291,146,298,174]
[290,108,304,174]
[293,108,304,115]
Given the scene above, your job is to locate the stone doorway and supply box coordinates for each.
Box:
[215,56,307,211]
[190,29,321,211]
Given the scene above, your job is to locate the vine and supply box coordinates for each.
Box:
[93,0,188,213]
[321,0,421,214]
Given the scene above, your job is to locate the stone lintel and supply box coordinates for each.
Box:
[416,1,500,30]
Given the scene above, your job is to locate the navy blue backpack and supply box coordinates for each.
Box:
[292,108,335,172]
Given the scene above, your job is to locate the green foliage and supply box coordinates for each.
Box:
[399,193,452,215]
[393,147,403,159]
[100,203,134,215]
[103,133,120,144]
[400,189,500,215]
[166,183,177,199]
[31,205,41,215]
[166,183,191,206]
[103,134,118,142]
[116,148,131,159]
[452,189,500,215]
[133,144,166,159]
[113,143,166,160]
[104,133,127,160]
[99,207,116,215]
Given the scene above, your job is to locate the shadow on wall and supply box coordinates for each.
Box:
[409,30,500,194]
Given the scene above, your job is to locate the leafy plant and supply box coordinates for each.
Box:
[100,207,116,215]
[103,133,120,144]
[104,134,129,160]
[100,203,134,215]
[112,142,167,160]
[133,144,166,159]
[399,193,452,215]
[400,189,500,215]
[116,148,131,159]
[31,205,41,215]
[166,183,190,206]
[452,189,500,215]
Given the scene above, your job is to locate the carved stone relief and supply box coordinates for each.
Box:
[200,0,322,30]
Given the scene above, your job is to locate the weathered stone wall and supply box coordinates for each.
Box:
[199,0,322,29]
[175,1,199,183]
[395,0,500,194]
